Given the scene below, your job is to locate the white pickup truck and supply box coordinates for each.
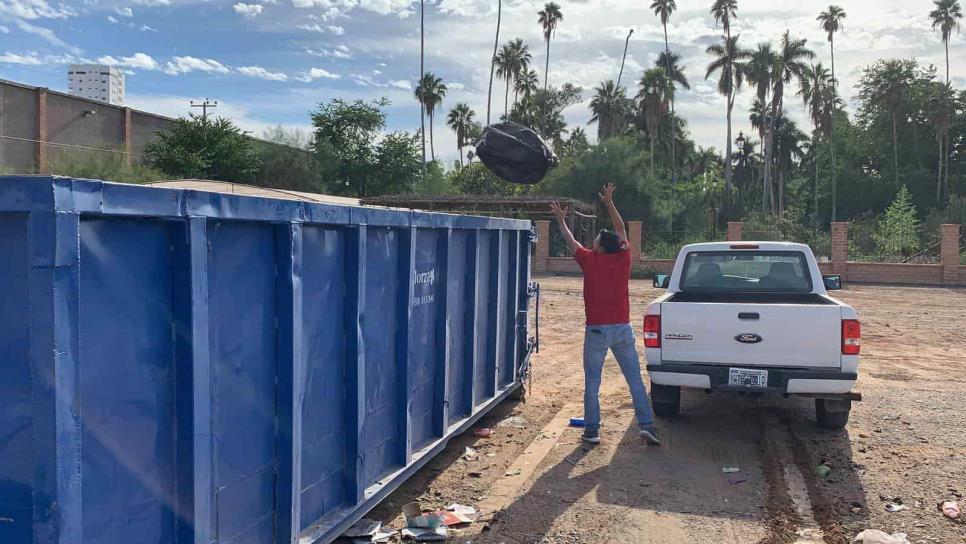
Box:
[644,242,861,428]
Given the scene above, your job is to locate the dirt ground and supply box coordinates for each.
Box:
[366,278,966,544]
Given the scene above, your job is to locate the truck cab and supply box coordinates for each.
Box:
[644,242,860,428]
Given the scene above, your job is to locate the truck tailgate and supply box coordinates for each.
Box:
[660,302,842,368]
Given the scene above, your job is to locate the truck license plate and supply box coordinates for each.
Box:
[728,368,768,388]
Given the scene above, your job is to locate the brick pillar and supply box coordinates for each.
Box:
[941,224,961,285]
[36,87,48,174]
[831,222,849,279]
[534,220,550,273]
[123,107,133,166]
[628,221,642,262]
[727,221,743,241]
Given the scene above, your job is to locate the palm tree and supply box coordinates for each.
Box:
[761,31,813,213]
[772,116,807,212]
[537,2,563,92]
[414,73,447,162]
[447,103,476,167]
[924,83,954,201]
[655,52,690,92]
[637,68,672,175]
[743,43,778,211]
[818,4,845,219]
[516,68,539,103]
[929,0,961,200]
[589,80,630,142]
[798,63,836,221]
[858,59,915,187]
[487,0,502,124]
[419,0,426,172]
[706,34,749,210]
[495,39,532,117]
[651,0,678,181]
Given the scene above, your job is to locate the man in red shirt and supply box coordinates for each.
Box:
[550,183,659,445]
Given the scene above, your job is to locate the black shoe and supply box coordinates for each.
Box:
[581,428,601,444]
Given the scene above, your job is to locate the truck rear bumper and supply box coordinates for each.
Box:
[646,363,857,395]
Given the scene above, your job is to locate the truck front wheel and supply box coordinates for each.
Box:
[815,398,851,429]
[651,384,681,418]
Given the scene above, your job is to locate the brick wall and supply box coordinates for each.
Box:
[628,221,642,262]
[941,224,961,285]
[727,222,743,241]
[846,262,944,285]
[831,222,848,278]
[534,220,550,273]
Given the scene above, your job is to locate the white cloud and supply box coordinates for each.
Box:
[297,22,345,34]
[14,20,81,54]
[351,73,411,90]
[291,0,414,20]
[297,23,323,32]
[140,24,157,32]
[306,44,351,59]
[107,15,119,23]
[0,50,83,65]
[238,65,288,81]
[125,93,313,137]
[96,52,160,71]
[328,25,345,35]
[0,25,9,33]
[133,0,171,5]
[164,56,230,75]
[233,3,263,18]
[0,0,76,20]
[388,79,410,90]
[295,67,341,81]
[114,6,134,17]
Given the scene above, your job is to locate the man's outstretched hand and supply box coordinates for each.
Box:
[550,201,568,221]
[599,183,616,205]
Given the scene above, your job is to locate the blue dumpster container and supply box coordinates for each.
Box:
[0,176,536,544]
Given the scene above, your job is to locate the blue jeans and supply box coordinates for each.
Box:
[583,324,655,430]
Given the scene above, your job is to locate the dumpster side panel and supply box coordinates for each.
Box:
[472,230,492,404]
[409,230,440,449]
[77,218,179,543]
[501,231,520,387]
[445,230,470,425]
[208,221,279,544]
[0,213,32,544]
[299,226,349,529]
[361,227,401,486]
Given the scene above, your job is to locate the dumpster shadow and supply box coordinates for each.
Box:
[481,389,867,543]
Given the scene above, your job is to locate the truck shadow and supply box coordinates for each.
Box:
[483,389,867,543]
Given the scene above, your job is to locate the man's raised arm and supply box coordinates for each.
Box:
[599,182,627,243]
[550,201,582,253]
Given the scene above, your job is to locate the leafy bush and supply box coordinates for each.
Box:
[48,150,166,184]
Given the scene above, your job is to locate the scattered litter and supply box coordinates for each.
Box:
[352,531,394,544]
[885,503,907,513]
[343,518,381,539]
[569,417,585,428]
[938,500,961,520]
[852,529,910,544]
[468,471,482,478]
[728,477,747,485]
[438,510,473,526]
[401,526,447,541]
[403,502,444,529]
[814,464,832,479]
[505,468,522,477]
[721,467,740,474]
[564,457,580,467]
[499,416,529,429]
[474,428,493,438]
[485,453,496,458]
[446,504,479,519]
[463,447,479,461]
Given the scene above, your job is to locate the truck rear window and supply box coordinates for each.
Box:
[679,251,812,293]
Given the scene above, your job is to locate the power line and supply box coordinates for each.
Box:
[190,99,217,120]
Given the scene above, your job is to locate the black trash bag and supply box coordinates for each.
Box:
[474,122,558,185]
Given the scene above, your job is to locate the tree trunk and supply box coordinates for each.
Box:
[779,168,785,213]
[945,39,950,85]
[419,0,426,178]
[486,0,502,125]
[937,134,943,204]
[892,113,899,186]
[429,112,435,162]
[663,24,676,183]
[458,143,464,167]
[505,79,510,118]
[944,127,950,199]
[830,35,837,221]
[544,37,551,92]
[725,92,733,217]
[814,138,819,226]
[650,135,655,176]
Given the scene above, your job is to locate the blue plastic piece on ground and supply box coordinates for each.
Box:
[570,417,586,427]
[0,176,536,544]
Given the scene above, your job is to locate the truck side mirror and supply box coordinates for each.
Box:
[823,275,842,290]
[653,274,670,289]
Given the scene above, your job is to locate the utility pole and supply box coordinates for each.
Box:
[190,99,217,120]
[616,28,634,90]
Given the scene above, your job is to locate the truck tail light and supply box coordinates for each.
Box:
[842,319,861,355]
[643,315,661,348]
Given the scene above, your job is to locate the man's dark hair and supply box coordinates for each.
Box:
[597,229,621,254]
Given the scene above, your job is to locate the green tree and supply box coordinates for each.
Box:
[487,0,503,124]
[798,63,835,219]
[310,98,388,196]
[873,185,921,256]
[371,131,425,195]
[257,126,317,191]
[651,0,679,181]
[537,2,563,92]
[705,34,749,208]
[515,69,540,101]
[414,72,447,162]
[637,68,672,175]
[145,114,261,181]
[589,80,631,141]
[495,39,532,117]
[448,161,519,196]
[929,0,961,198]
[446,103,476,167]
[818,4,846,219]
[509,83,582,144]
[856,59,917,187]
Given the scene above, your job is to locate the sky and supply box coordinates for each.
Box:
[1,0,964,164]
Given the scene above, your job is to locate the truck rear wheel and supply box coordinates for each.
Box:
[651,384,681,418]
[815,398,851,429]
